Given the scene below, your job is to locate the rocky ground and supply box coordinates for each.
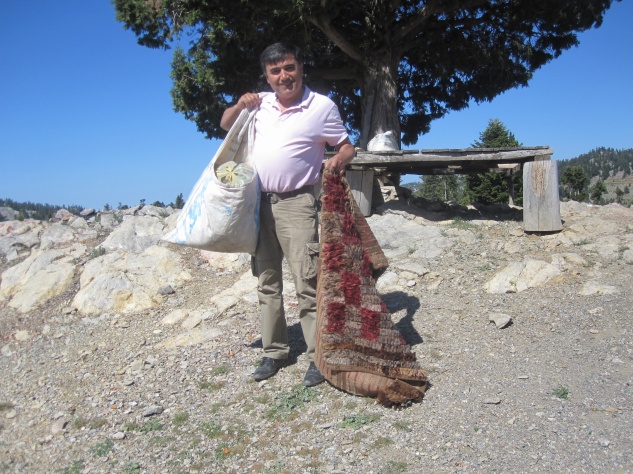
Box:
[1,198,632,473]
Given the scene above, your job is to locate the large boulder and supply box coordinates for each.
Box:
[72,245,191,315]
[99,215,169,254]
[97,213,117,229]
[54,209,74,221]
[80,208,96,217]
[0,220,42,260]
[0,244,86,312]
[138,205,174,218]
[367,213,453,260]
[40,223,75,249]
[0,207,18,221]
[582,235,625,261]
[40,222,97,250]
[484,258,562,294]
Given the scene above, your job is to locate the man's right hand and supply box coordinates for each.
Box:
[236,93,262,111]
[220,92,261,131]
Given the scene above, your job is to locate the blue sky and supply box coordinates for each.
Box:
[1,0,631,210]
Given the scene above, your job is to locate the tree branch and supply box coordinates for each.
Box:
[395,0,489,43]
[308,14,365,64]
[309,66,359,81]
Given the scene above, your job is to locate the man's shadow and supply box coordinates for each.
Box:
[248,290,423,361]
[381,291,424,346]
[248,322,307,365]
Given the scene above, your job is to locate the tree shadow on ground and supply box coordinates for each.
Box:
[377,196,523,223]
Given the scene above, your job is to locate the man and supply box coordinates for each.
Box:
[221,43,355,386]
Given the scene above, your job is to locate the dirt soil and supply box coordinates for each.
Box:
[1,202,632,473]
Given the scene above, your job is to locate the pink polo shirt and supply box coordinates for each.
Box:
[252,87,348,193]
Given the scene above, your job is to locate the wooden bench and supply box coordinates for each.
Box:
[338,146,562,232]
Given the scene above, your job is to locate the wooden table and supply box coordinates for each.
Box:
[338,146,562,232]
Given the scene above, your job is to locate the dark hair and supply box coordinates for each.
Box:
[259,43,303,74]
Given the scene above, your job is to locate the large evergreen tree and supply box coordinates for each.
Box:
[589,179,607,203]
[560,165,589,201]
[113,0,617,147]
[415,175,463,202]
[471,119,520,149]
[467,119,522,205]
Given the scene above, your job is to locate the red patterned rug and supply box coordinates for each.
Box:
[315,169,427,407]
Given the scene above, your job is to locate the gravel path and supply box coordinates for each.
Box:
[1,201,632,473]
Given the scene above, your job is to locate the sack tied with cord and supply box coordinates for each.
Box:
[162,106,260,254]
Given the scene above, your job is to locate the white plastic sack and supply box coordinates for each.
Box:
[367,131,399,152]
[162,107,260,254]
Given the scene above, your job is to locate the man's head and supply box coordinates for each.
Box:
[260,43,304,107]
[259,43,303,74]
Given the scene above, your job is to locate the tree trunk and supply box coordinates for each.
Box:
[359,53,401,150]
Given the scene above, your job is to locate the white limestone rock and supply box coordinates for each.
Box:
[69,217,89,229]
[39,223,96,250]
[0,207,18,221]
[484,258,562,294]
[54,209,74,220]
[80,208,96,217]
[163,211,180,233]
[489,313,513,329]
[367,213,453,260]
[72,245,191,315]
[40,223,75,249]
[0,244,86,312]
[393,262,430,277]
[200,250,250,270]
[100,215,168,254]
[139,205,172,218]
[0,221,42,258]
[97,213,117,229]
[209,271,258,314]
[162,309,189,326]
[578,281,619,296]
[376,271,400,292]
[155,327,223,349]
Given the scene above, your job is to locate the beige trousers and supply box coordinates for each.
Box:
[252,186,319,361]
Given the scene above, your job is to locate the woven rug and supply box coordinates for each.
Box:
[315,169,427,407]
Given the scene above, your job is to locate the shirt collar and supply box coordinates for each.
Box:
[263,86,314,111]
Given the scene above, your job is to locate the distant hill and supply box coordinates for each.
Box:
[0,199,84,221]
[2,148,631,219]
[558,147,633,204]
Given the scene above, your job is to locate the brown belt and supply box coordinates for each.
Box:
[262,185,314,204]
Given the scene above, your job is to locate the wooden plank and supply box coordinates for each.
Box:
[507,175,515,206]
[523,160,562,232]
[419,146,551,153]
[498,163,521,170]
[345,169,375,216]
[352,148,553,165]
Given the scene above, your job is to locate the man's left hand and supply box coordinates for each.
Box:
[324,154,349,174]
[324,139,355,174]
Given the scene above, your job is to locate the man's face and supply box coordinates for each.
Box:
[264,55,303,105]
